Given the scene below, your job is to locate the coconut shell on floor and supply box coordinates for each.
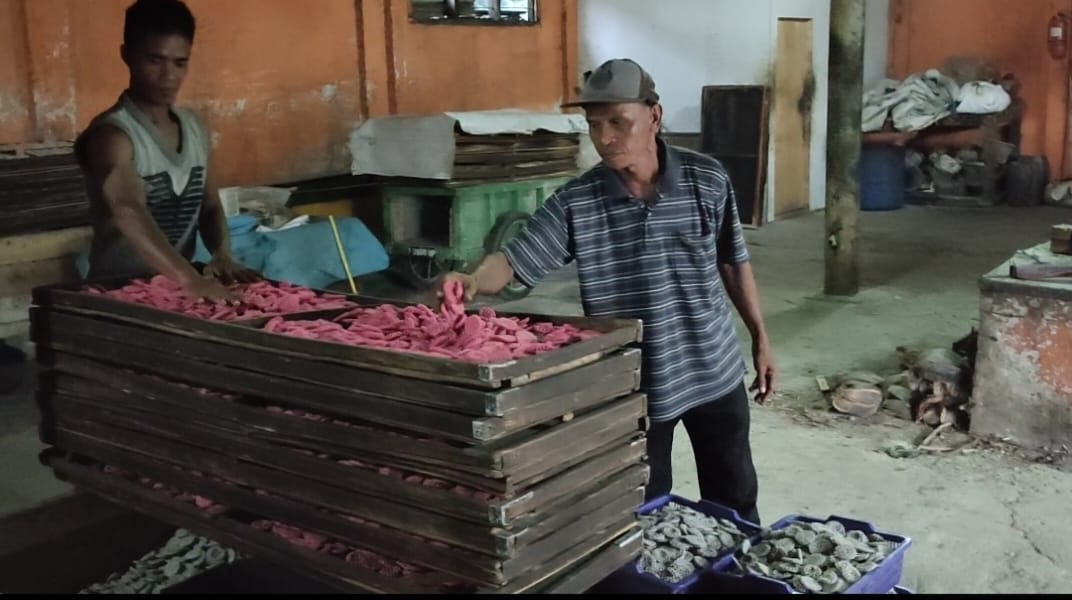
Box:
[831,384,884,417]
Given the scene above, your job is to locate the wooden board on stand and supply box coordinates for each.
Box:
[773,18,815,219]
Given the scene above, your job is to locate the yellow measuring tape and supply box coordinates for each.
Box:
[328,215,359,295]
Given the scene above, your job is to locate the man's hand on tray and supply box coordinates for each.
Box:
[203,254,262,286]
[181,274,241,305]
[438,272,478,304]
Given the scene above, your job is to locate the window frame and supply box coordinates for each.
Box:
[408,0,540,26]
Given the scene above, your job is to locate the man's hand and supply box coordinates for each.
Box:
[438,272,479,303]
[203,255,261,286]
[182,275,240,304]
[750,339,776,405]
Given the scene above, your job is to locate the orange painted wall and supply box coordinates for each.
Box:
[68,0,363,186]
[358,0,577,117]
[889,0,1072,179]
[375,0,576,115]
[0,0,33,143]
[1,0,578,186]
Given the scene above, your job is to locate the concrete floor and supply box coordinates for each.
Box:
[2,204,1071,592]
[0,361,73,519]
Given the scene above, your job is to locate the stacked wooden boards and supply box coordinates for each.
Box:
[30,278,649,594]
[450,132,580,183]
[0,143,90,236]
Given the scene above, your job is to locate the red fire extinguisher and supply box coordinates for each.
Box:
[1049,12,1070,60]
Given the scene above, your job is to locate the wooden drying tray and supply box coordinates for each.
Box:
[453,146,578,165]
[452,134,579,165]
[37,349,645,490]
[45,452,642,594]
[0,140,75,159]
[32,309,643,444]
[31,276,643,390]
[43,406,645,559]
[39,441,644,588]
[449,160,580,182]
[38,364,647,503]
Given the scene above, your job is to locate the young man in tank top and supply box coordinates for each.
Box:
[75,0,257,302]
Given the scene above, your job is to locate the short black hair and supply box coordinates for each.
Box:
[123,0,196,49]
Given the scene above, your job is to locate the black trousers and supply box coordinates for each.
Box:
[644,382,761,524]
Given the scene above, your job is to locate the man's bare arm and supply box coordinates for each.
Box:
[199,161,259,284]
[718,262,767,343]
[719,261,776,403]
[199,166,230,259]
[85,126,202,284]
[441,252,515,301]
[472,253,516,296]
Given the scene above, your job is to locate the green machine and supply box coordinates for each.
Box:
[382,176,570,299]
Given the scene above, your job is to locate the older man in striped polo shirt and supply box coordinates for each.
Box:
[443,58,775,524]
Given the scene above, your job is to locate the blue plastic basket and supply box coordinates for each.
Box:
[707,514,912,594]
[590,494,761,594]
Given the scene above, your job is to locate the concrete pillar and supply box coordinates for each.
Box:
[825,0,865,296]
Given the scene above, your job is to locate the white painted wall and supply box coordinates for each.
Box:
[578,0,889,219]
[864,0,891,90]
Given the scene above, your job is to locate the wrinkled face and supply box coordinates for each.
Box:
[122,34,191,106]
[584,102,662,170]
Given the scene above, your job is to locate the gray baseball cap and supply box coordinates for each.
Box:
[562,58,660,108]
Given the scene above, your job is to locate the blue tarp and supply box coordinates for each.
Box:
[78,215,389,289]
[192,216,389,289]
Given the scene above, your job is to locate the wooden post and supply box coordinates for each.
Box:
[825,0,865,296]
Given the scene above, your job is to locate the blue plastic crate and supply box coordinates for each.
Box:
[708,514,912,594]
[590,494,761,594]
[893,586,914,594]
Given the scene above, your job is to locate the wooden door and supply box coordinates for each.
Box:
[773,18,815,218]
[700,85,770,227]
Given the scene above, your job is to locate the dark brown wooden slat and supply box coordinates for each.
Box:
[46,457,460,594]
[31,310,489,414]
[37,306,641,420]
[0,211,90,235]
[51,453,640,594]
[36,334,502,443]
[496,393,646,472]
[35,311,643,444]
[452,146,577,165]
[50,423,515,556]
[50,416,644,566]
[32,270,648,591]
[40,352,497,472]
[46,440,507,585]
[30,289,641,389]
[496,438,648,524]
[47,394,500,525]
[46,386,646,524]
[43,363,647,493]
[71,438,643,587]
[523,527,643,594]
[489,520,640,594]
[510,469,646,549]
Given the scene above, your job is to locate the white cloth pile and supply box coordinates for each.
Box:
[863,69,1012,133]
[956,81,1012,114]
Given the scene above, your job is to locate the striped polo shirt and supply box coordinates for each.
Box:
[503,140,750,422]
